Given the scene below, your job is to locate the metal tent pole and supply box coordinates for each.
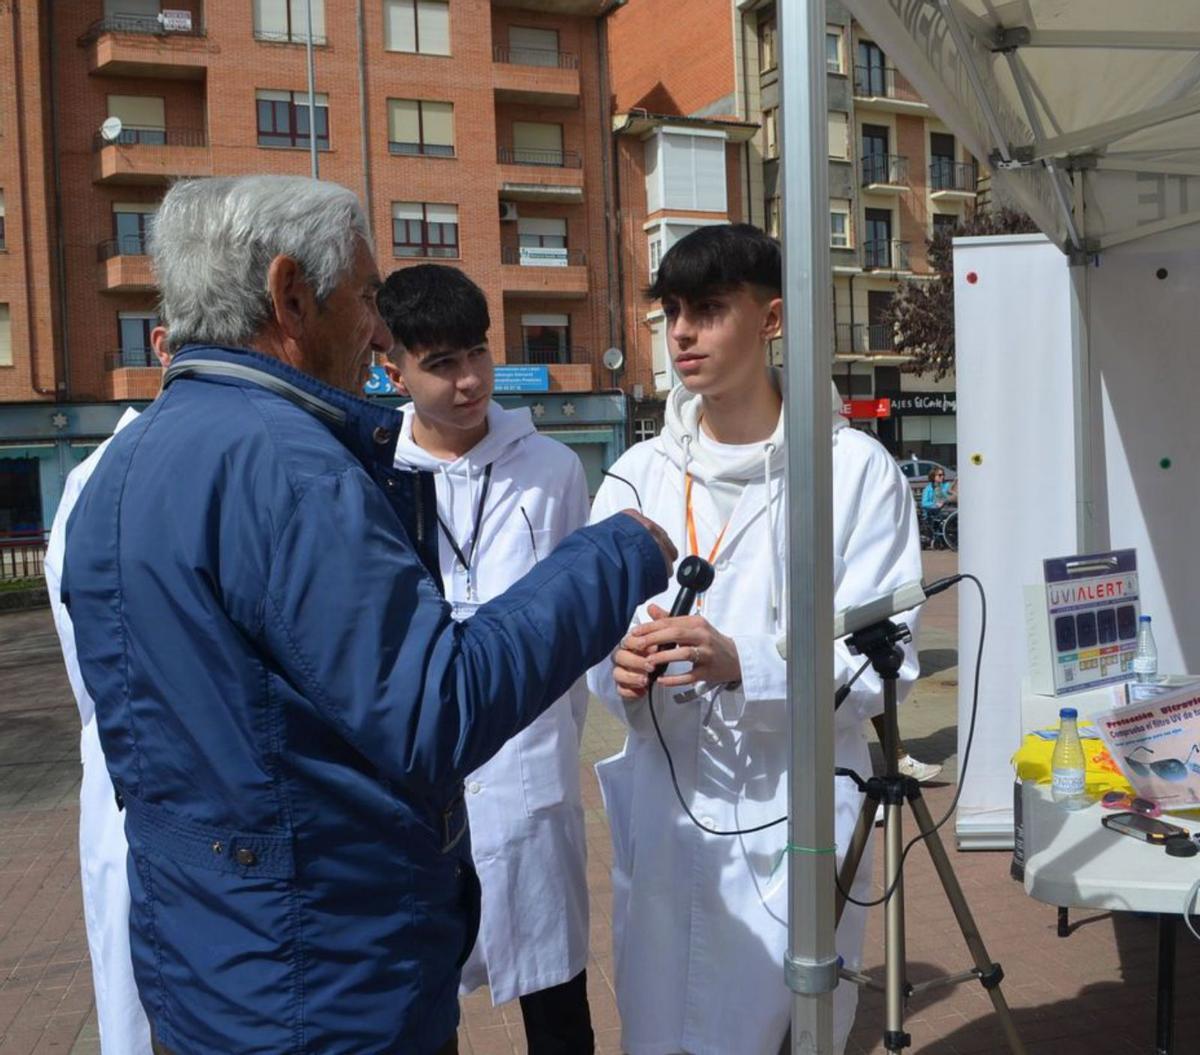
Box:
[779,2,837,1053]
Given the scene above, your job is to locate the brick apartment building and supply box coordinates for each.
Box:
[605,0,971,463]
[0,0,626,535]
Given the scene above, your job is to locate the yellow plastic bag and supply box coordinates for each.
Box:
[1011,727,1134,797]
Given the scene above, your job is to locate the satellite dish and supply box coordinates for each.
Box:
[100,116,124,143]
[602,346,624,372]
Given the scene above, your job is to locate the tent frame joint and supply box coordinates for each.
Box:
[1067,240,1101,266]
[990,26,1031,53]
[989,145,1035,170]
[784,953,841,996]
[1063,153,1099,172]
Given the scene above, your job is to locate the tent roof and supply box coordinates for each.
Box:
[846,1,1200,255]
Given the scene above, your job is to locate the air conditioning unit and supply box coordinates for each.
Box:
[499,202,519,222]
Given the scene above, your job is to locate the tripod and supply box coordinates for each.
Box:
[834,619,1026,1055]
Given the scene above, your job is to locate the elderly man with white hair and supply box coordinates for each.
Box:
[60,174,674,1055]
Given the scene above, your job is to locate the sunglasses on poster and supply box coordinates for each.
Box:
[1100,791,1163,817]
[1123,744,1200,782]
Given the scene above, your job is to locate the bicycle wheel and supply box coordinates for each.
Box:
[940,510,959,551]
[918,512,934,549]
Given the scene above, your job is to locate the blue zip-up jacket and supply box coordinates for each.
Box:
[61,346,666,1055]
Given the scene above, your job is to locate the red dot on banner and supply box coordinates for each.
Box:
[966,271,979,284]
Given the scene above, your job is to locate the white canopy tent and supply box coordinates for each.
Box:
[779,1,1200,1050]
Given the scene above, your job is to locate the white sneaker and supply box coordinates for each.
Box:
[897,754,943,783]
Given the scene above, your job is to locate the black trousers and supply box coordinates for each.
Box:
[153,1034,459,1054]
[518,969,595,1055]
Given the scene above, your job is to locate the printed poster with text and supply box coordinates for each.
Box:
[1094,684,1200,810]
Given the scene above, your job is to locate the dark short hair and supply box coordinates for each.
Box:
[378,264,490,354]
[647,223,781,302]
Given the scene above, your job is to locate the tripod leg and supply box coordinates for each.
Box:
[907,793,1028,1055]
[882,796,909,1053]
[836,790,878,926]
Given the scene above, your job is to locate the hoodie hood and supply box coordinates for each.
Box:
[394,400,535,473]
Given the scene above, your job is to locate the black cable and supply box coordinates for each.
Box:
[836,572,987,908]
[601,467,642,512]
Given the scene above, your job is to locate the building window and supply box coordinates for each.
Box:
[388,99,455,156]
[763,107,779,160]
[932,212,958,239]
[645,129,728,213]
[253,0,326,44]
[112,203,156,255]
[106,95,166,144]
[766,196,781,239]
[517,217,568,265]
[826,27,843,74]
[828,111,848,160]
[930,131,958,190]
[0,304,10,367]
[759,8,777,73]
[633,418,659,442]
[864,208,894,268]
[117,312,159,368]
[256,90,330,149]
[511,121,564,166]
[857,40,888,96]
[508,25,560,67]
[383,0,450,56]
[392,202,458,257]
[830,199,851,248]
[521,313,570,365]
[0,191,5,251]
[648,235,663,280]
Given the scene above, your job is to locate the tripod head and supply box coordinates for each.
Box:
[844,618,911,680]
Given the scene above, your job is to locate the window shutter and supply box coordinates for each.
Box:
[391,201,423,221]
[508,26,557,66]
[108,95,166,129]
[0,304,10,368]
[417,1,450,55]
[521,313,568,327]
[388,99,420,143]
[518,217,566,238]
[512,121,562,152]
[288,0,325,40]
[383,0,415,52]
[425,203,457,225]
[253,0,289,36]
[828,112,849,160]
[421,102,454,149]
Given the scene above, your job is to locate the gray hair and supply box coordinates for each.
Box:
[149,175,371,349]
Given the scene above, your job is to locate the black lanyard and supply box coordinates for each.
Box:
[436,463,493,576]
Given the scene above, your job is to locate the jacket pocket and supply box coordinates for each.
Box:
[594,750,636,877]
[121,790,295,880]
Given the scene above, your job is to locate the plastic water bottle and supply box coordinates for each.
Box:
[1133,615,1158,684]
[1051,707,1087,810]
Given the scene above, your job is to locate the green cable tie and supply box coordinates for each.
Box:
[772,841,838,876]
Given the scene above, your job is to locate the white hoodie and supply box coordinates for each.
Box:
[586,377,923,1055]
[394,401,592,1005]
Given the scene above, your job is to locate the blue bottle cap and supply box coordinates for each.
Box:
[1059,707,1078,719]
[1140,615,1152,623]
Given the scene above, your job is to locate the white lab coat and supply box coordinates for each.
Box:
[44,408,153,1055]
[394,402,591,1005]
[586,380,922,1055]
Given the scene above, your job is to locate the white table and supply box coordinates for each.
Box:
[1022,782,1200,1054]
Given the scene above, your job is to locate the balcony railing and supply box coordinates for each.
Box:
[79,13,205,44]
[518,344,588,366]
[109,348,158,369]
[98,235,149,261]
[0,532,48,582]
[834,323,895,355]
[493,45,578,69]
[498,147,582,169]
[501,246,586,267]
[853,64,921,103]
[93,127,208,150]
[253,29,329,46]
[930,159,978,193]
[862,239,910,271]
[861,153,908,187]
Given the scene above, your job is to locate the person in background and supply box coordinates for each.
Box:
[382,264,595,1055]
[921,467,956,513]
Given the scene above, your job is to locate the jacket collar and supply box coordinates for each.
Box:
[164,345,403,470]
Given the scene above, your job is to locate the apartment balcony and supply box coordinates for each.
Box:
[834,322,895,356]
[491,1,608,14]
[500,246,588,298]
[80,12,209,80]
[930,160,979,200]
[861,154,909,193]
[862,239,911,271]
[498,148,584,203]
[852,64,929,114]
[493,46,581,108]
[93,128,212,185]
[97,237,155,292]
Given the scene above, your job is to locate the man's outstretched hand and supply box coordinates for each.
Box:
[620,509,677,573]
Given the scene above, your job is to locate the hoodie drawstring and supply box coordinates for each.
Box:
[680,433,692,547]
[763,441,780,626]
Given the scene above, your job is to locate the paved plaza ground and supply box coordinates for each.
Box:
[1,550,1196,1054]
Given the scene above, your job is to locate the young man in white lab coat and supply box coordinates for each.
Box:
[587,225,923,1055]
[380,265,594,1054]
[43,330,172,1055]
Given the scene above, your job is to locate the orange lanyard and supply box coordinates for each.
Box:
[685,474,729,609]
